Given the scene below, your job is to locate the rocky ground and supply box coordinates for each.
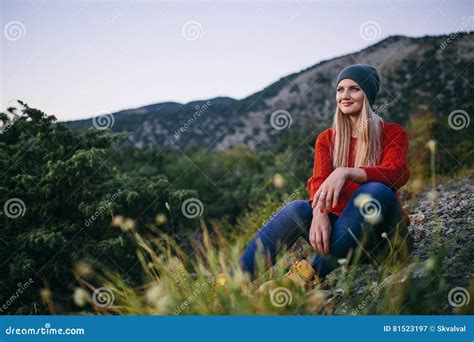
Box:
[286,175,474,313]
[407,175,473,291]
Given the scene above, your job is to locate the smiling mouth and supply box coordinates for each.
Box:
[342,102,353,105]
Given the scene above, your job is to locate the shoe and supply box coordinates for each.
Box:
[286,258,315,283]
[258,258,322,293]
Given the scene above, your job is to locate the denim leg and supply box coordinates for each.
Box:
[238,200,313,279]
[310,181,412,277]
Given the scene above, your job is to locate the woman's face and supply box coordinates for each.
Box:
[336,79,364,115]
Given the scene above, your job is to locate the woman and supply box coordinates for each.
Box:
[238,64,414,286]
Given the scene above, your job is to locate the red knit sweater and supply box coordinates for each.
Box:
[307,121,411,226]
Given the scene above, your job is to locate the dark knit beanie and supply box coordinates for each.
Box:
[336,64,380,106]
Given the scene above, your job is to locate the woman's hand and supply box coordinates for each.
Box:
[311,167,349,214]
[309,210,331,254]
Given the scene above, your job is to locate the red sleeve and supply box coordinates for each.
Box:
[359,125,410,190]
[307,129,333,204]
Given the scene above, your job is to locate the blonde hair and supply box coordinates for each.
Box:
[331,93,383,168]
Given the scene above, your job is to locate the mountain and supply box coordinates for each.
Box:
[64,32,474,151]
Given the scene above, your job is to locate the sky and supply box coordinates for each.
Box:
[1,0,473,122]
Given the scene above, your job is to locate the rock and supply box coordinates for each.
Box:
[414,213,425,222]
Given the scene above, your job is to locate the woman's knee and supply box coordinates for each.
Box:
[272,199,313,233]
[283,200,312,220]
[356,181,396,202]
[347,182,398,226]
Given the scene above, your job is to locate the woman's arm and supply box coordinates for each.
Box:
[344,167,367,183]
[307,129,333,204]
[356,126,410,190]
[343,126,410,189]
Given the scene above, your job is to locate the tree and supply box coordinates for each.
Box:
[0,102,196,314]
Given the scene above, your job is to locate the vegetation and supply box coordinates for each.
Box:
[0,101,472,315]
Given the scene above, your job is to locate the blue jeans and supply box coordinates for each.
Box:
[238,181,413,280]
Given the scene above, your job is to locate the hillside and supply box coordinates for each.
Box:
[64,32,474,151]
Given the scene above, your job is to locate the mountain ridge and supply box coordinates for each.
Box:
[65,32,474,151]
